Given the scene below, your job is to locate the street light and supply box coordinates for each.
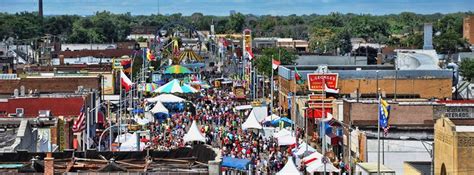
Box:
[400,136,434,175]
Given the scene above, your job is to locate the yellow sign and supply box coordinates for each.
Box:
[245,35,252,49]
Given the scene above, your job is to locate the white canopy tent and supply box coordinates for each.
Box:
[150,101,169,114]
[278,135,297,146]
[252,106,267,122]
[306,160,340,173]
[133,114,153,125]
[183,120,206,143]
[273,128,293,138]
[301,151,339,173]
[276,157,301,175]
[264,114,280,122]
[146,94,186,103]
[114,133,133,143]
[241,111,263,130]
[118,132,146,151]
[294,142,317,156]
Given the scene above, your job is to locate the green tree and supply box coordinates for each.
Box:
[254,47,297,76]
[460,58,474,82]
[227,13,245,33]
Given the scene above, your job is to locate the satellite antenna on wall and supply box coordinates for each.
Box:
[315,65,329,73]
[13,89,19,98]
[20,85,25,96]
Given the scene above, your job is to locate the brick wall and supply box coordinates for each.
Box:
[338,78,452,99]
[343,101,435,127]
[464,16,474,45]
[0,76,100,94]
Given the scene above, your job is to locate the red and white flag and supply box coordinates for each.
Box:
[272,59,281,70]
[246,47,254,60]
[72,105,85,133]
[120,70,133,91]
[324,83,339,94]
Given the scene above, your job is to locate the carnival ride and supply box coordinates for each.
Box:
[151,21,206,66]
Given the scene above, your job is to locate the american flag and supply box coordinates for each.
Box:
[72,105,86,133]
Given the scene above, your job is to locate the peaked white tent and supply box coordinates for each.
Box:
[183,120,206,143]
[133,114,153,125]
[252,106,267,122]
[278,135,297,146]
[264,114,280,122]
[114,133,133,143]
[306,160,340,173]
[276,157,301,175]
[150,101,169,114]
[273,128,293,138]
[146,94,186,103]
[242,112,263,130]
[301,151,339,173]
[118,132,146,151]
[294,142,317,156]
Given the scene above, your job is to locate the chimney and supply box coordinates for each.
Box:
[423,23,434,50]
[44,152,54,175]
[59,55,64,65]
[38,0,43,19]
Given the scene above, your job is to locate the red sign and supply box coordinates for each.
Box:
[306,108,333,119]
[307,73,338,91]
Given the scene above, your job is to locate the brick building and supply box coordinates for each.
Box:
[464,16,474,45]
[0,75,100,95]
[435,117,474,175]
[0,97,84,118]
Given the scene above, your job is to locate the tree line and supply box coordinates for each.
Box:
[0,11,473,54]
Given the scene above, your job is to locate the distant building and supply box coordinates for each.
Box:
[276,38,309,52]
[127,26,157,40]
[435,117,474,175]
[464,16,474,45]
[0,74,100,95]
[230,10,236,16]
[0,97,83,118]
[59,44,117,51]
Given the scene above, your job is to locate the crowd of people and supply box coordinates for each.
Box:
[137,82,299,174]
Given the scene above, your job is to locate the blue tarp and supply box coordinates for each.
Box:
[132,109,144,114]
[222,157,251,170]
[268,117,294,127]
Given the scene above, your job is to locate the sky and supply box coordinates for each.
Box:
[0,0,473,16]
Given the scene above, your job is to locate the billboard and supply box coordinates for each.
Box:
[102,73,114,94]
[307,73,338,91]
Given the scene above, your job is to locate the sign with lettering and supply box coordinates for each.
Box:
[445,106,474,119]
[307,73,338,91]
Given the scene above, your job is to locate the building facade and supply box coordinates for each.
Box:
[464,16,474,45]
[435,117,474,175]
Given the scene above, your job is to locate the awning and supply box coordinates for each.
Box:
[222,157,251,170]
[145,94,186,103]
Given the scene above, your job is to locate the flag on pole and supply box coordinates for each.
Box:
[379,97,391,136]
[324,83,339,94]
[72,105,86,133]
[246,47,254,60]
[272,59,281,70]
[120,70,133,92]
[146,48,156,61]
[120,59,132,74]
[294,67,304,84]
